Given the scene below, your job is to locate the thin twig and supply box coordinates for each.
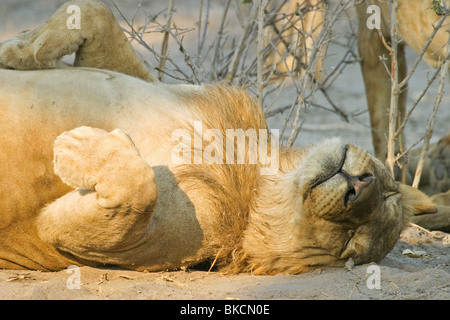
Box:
[399,14,447,88]
[198,0,210,56]
[158,0,175,80]
[394,61,444,140]
[286,0,352,146]
[223,1,259,85]
[208,246,224,273]
[257,0,268,107]
[412,32,450,188]
[386,0,400,177]
[116,0,360,142]
[211,0,232,80]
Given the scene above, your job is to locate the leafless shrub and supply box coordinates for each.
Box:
[110,0,449,172]
[111,0,358,146]
[380,0,449,183]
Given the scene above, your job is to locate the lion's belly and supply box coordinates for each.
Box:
[0,68,207,269]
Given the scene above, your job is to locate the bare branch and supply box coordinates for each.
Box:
[257,0,268,107]
[386,0,400,177]
[158,0,175,81]
[223,1,258,85]
[399,14,447,88]
[412,31,450,188]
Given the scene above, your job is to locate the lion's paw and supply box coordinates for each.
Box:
[53,126,141,190]
[429,134,450,193]
[0,36,34,70]
[0,30,65,70]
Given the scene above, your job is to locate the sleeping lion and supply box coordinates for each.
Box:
[0,0,440,274]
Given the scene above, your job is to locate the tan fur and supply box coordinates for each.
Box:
[356,0,450,160]
[274,0,325,79]
[355,2,450,232]
[0,1,438,273]
[0,0,155,82]
[406,132,450,232]
[239,0,325,79]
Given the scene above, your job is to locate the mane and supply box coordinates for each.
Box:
[222,148,308,274]
[169,85,262,267]
[171,85,308,271]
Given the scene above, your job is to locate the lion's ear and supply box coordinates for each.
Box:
[399,184,437,216]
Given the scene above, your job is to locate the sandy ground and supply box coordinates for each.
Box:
[0,227,448,300]
[0,0,449,301]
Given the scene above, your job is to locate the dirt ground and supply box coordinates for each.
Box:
[0,227,448,300]
[0,0,449,301]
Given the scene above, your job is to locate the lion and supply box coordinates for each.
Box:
[355,0,450,231]
[356,0,450,160]
[230,0,325,80]
[0,0,441,273]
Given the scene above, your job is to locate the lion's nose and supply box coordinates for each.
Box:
[341,172,374,206]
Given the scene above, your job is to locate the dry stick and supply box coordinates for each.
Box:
[171,22,203,84]
[286,0,351,147]
[399,14,447,88]
[386,0,400,177]
[266,99,342,118]
[321,37,358,90]
[263,81,287,115]
[265,41,300,139]
[257,0,268,108]
[394,14,448,140]
[158,0,175,81]
[198,0,204,56]
[211,0,232,79]
[223,1,259,85]
[286,9,309,147]
[412,33,450,189]
[129,0,143,38]
[282,7,351,122]
[114,0,201,83]
[244,7,297,84]
[208,246,224,273]
[379,13,447,176]
[295,35,355,122]
[111,1,163,69]
[394,137,424,165]
[238,25,259,86]
[198,0,210,57]
[394,60,444,141]
[266,21,303,138]
[304,2,351,126]
[319,89,348,121]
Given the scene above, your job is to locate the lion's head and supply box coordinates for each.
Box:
[241,138,436,274]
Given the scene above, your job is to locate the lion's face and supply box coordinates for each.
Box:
[293,138,435,268]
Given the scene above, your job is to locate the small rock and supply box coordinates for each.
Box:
[344,257,354,270]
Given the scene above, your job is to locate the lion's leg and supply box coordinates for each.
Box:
[271,0,324,80]
[428,133,450,194]
[0,0,155,82]
[356,5,407,160]
[407,132,450,232]
[406,132,450,195]
[36,127,158,266]
[299,0,325,81]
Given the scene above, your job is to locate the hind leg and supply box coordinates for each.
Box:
[408,132,450,232]
[356,1,407,160]
[0,0,155,82]
[36,126,158,266]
